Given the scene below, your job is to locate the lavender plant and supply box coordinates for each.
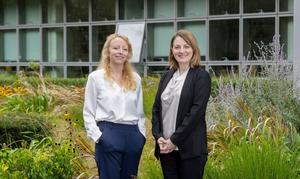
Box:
[207,34,300,131]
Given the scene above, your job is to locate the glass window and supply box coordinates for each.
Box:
[209,20,239,61]
[67,66,89,78]
[67,27,89,62]
[92,25,115,62]
[66,0,88,22]
[209,65,239,76]
[92,66,99,71]
[42,0,63,23]
[0,0,17,25]
[243,18,275,59]
[147,66,169,76]
[148,0,174,19]
[178,0,206,17]
[240,65,264,76]
[0,31,17,62]
[0,66,17,74]
[244,0,275,13]
[119,0,143,20]
[43,66,64,78]
[209,0,239,15]
[147,23,173,61]
[20,65,40,72]
[280,17,293,61]
[178,21,206,60]
[43,28,64,62]
[20,29,40,62]
[92,0,115,21]
[280,0,293,12]
[19,0,41,24]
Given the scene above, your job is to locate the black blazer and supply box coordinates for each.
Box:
[152,66,211,159]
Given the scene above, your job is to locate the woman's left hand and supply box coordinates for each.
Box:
[164,139,177,153]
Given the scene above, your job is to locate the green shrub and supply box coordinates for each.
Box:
[45,78,87,87]
[208,76,300,132]
[0,112,52,148]
[0,137,75,179]
[204,140,300,179]
[142,77,160,118]
[2,94,51,113]
[0,74,17,86]
[67,104,84,129]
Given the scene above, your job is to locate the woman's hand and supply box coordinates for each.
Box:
[164,139,176,153]
[158,137,177,154]
[158,137,168,153]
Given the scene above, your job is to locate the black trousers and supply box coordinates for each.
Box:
[159,151,207,179]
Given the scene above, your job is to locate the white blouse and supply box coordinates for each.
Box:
[161,69,189,139]
[83,69,146,142]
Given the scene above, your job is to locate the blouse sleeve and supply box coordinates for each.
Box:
[136,75,146,138]
[83,74,102,142]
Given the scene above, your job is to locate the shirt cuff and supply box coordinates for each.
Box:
[90,130,102,143]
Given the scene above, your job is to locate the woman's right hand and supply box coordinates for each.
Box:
[158,137,168,153]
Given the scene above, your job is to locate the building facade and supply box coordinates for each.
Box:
[0,0,296,78]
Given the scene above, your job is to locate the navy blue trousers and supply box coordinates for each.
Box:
[95,121,145,179]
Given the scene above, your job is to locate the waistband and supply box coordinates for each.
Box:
[97,121,138,130]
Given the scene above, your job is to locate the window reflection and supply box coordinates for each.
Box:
[280,17,293,61]
[147,66,169,76]
[280,0,294,12]
[43,28,64,62]
[92,25,115,62]
[20,29,40,62]
[0,31,17,62]
[119,0,143,20]
[147,23,173,61]
[210,20,239,61]
[92,0,115,21]
[209,0,239,15]
[177,0,206,17]
[148,0,173,19]
[0,0,17,25]
[0,66,17,74]
[42,0,63,23]
[67,66,89,78]
[67,27,89,62]
[66,0,88,22]
[244,0,275,13]
[19,0,41,24]
[243,18,275,59]
[43,66,64,78]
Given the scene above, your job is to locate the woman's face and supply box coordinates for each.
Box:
[172,36,193,66]
[109,37,129,65]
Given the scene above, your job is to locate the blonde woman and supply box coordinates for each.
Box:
[83,34,146,179]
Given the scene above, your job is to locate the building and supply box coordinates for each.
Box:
[0,0,298,79]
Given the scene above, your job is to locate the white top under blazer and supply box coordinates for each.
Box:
[161,69,189,139]
[83,69,146,142]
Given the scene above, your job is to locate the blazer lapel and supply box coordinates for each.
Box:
[160,69,175,94]
[176,68,194,124]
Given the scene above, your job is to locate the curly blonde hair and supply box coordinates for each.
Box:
[99,33,136,91]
